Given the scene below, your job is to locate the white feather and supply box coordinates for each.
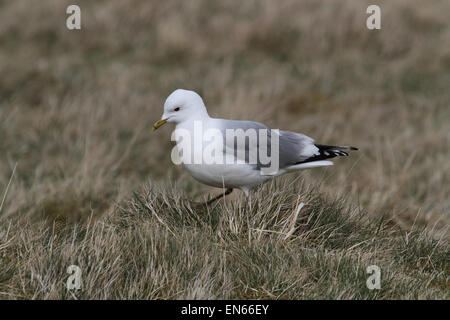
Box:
[285,160,333,171]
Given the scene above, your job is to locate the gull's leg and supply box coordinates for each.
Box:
[205,188,233,205]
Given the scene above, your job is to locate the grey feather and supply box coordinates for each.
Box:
[215,119,317,170]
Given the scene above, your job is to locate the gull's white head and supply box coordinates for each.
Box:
[152,89,208,131]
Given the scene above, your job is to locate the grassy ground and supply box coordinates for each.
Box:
[0,0,448,299]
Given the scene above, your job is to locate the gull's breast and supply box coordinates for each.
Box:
[183,163,270,189]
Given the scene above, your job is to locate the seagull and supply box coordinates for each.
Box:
[153,89,357,205]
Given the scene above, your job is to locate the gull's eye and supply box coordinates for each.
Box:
[174,107,180,112]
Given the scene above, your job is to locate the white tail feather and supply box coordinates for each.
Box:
[286,160,333,171]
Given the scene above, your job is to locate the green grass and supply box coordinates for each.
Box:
[0,179,447,299]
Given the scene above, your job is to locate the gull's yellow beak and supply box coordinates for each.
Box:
[152,118,168,132]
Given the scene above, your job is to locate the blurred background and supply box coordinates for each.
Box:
[0,0,449,236]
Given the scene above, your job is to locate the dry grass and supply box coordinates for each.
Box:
[0,0,448,299]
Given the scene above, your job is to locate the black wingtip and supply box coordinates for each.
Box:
[315,144,358,151]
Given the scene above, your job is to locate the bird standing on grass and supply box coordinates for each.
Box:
[153,89,357,205]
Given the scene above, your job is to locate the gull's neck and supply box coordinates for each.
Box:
[176,106,210,129]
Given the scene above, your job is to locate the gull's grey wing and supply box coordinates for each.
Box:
[278,130,319,167]
[215,119,319,170]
